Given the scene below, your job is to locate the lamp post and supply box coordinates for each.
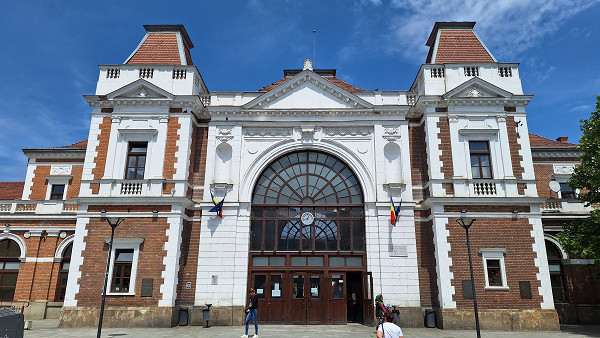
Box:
[455,211,481,338]
[97,215,124,338]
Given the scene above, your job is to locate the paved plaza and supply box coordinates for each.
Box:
[20,320,600,337]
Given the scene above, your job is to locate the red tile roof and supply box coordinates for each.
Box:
[61,140,88,148]
[529,133,576,147]
[0,182,23,200]
[127,33,192,65]
[259,76,364,92]
[432,30,494,64]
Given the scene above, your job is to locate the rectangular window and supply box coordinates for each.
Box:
[559,183,575,199]
[50,184,65,200]
[469,141,492,179]
[125,142,147,179]
[111,249,134,293]
[486,259,503,286]
[480,249,508,289]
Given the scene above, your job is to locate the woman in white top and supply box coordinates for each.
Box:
[377,312,404,338]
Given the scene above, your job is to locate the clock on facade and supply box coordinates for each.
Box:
[301,212,314,225]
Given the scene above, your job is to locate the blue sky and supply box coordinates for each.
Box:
[1,0,599,182]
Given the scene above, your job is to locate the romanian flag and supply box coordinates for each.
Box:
[210,192,226,218]
[390,197,401,226]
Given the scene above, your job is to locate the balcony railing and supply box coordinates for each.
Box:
[0,201,79,214]
[472,180,497,196]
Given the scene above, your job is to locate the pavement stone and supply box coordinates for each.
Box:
[22,320,600,337]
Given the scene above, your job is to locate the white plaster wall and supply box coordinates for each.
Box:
[63,216,90,307]
[529,212,555,309]
[159,208,184,306]
[432,212,456,308]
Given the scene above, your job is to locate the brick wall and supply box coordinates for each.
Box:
[191,125,208,200]
[437,117,453,179]
[534,164,555,199]
[29,166,51,200]
[5,222,76,302]
[92,117,112,180]
[506,116,524,179]
[175,218,201,305]
[409,122,428,201]
[415,218,440,307]
[447,216,544,309]
[162,116,180,180]
[76,216,170,307]
[65,166,83,200]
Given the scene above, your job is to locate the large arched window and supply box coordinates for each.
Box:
[546,240,566,302]
[56,243,72,301]
[251,151,365,252]
[0,239,21,301]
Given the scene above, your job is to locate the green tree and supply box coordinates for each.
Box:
[557,96,600,261]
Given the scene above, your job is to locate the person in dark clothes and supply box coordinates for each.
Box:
[375,294,387,326]
[241,288,259,338]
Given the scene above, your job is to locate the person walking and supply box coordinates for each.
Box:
[375,294,387,326]
[377,312,404,338]
[241,288,259,338]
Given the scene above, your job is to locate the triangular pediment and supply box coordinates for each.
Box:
[443,77,513,100]
[106,79,174,100]
[244,70,373,110]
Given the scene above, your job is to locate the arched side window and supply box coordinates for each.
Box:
[0,239,22,301]
[251,151,364,252]
[56,243,72,301]
[545,239,566,303]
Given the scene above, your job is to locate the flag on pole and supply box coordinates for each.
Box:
[390,197,401,226]
[210,192,226,218]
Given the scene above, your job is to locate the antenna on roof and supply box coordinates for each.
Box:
[313,29,316,66]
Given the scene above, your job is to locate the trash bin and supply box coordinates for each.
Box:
[178,307,188,326]
[203,303,212,328]
[0,307,24,338]
[424,308,436,328]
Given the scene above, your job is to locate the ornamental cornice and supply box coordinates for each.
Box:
[323,127,372,137]
[244,128,293,137]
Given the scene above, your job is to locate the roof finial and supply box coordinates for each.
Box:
[303,59,313,71]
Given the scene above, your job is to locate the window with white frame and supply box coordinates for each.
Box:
[125,142,148,179]
[106,238,143,295]
[469,141,493,179]
[479,248,508,289]
[45,177,70,200]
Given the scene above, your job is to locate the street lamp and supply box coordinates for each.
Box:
[97,213,124,338]
[455,211,481,338]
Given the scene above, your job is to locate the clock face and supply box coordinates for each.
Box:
[301,212,314,225]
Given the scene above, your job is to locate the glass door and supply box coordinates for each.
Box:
[288,272,325,324]
[328,272,346,324]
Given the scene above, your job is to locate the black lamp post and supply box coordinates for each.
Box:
[455,211,481,338]
[97,214,124,338]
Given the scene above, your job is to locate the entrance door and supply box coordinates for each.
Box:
[251,273,285,323]
[267,273,285,323]
[328,273,346,324]
[288,272,325,324]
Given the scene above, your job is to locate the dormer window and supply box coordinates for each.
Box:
[125,142,147,179]
[469,141,492,179]
[50,184,65,200]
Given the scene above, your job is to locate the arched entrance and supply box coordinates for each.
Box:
[0,239,22,301]
[249,150,372,324]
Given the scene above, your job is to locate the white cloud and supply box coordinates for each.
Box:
[372,0,600,63]
[568,104,593,113]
